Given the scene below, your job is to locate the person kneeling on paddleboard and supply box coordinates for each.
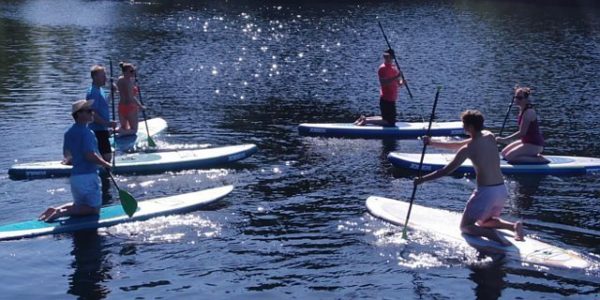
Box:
[354,49,404,127]
[496,87,549,164]
[39,100,112,222]
[414,110,524,246]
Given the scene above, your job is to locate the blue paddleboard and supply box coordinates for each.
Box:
[388,152,600,175]
[298,121,464,139]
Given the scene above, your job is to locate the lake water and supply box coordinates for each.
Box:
[0,0,599,298]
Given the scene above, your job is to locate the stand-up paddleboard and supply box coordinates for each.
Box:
[0,185,233,241]
[9,144,258,180]
[298,121,464,139]
[388,152,600,175]
[112,117,168,152]
[366,196,590,269]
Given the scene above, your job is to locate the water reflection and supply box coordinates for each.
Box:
[469,261,506,300]
[68,230,110,299]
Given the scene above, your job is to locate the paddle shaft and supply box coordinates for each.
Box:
[377,21,413,100]
[109,58,116,167]
[134,75,156,147]
[499,96,515,136]
[401,86,441,239]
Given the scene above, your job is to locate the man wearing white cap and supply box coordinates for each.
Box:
[39,99,112,222]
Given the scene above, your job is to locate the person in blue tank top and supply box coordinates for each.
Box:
[39,100,112,222]
[87,65,117,162]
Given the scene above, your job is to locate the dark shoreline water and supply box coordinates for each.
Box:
[1,0,599,298]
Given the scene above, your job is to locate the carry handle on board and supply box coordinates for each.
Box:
[402,86,442,239]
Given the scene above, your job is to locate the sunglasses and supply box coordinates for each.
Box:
[514,95,525,100]
[79,109,94,114]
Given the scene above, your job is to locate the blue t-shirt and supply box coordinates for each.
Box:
[63,123,99,175]
[86,85,110,131]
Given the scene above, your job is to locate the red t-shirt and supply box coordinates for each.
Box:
[378,63,400,102]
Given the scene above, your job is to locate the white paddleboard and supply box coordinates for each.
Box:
[112,117,168,151]
[9,144,258,180]
[366,196,591,269]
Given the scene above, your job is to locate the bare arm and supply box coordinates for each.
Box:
[415,146,469,184]
[425,136,471,151]
[498,110,534,142]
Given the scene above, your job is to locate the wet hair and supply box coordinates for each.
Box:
[119,62,135,73]
[461,110,484,131]
[90,65,105,79]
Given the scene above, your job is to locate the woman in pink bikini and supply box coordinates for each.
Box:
[496,87,549,164]
[116,62,144,136]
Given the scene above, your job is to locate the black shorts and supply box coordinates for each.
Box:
[94,130,112,155]
[379,98,396,126]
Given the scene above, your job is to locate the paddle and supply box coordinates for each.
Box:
[499,87,517,136]
[401,86,442,239]
[134,74,157,148]
[377,21,413,100]
[106,169,137,217]
[109,58,116,167]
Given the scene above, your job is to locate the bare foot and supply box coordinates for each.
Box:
[38,208,57,221]
[538,155,551,164]
[353,115,366,126]
[514,221,525,241]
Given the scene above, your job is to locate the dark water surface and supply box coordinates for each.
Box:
[1,0,599,298]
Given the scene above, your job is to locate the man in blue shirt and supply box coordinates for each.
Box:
[87,65,117,162]
[39,100,112,222]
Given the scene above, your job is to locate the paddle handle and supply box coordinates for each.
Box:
[378,21,413,100]
[401,86,441,239]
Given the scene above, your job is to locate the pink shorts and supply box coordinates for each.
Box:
[463,183,508,223]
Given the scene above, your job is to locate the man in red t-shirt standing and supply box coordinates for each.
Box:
[355,49,404,126]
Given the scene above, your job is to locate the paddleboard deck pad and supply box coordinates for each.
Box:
[298,121,464,139]
[9,144,258,180]
[112,117,168,152]
[0,185,234,241]
[366,196,590,269]
[388,152,600,175]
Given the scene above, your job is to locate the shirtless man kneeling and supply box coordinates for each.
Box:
[414,109,524,246]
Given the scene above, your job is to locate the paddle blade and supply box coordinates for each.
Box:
[119,190,138,217]
[147,136,157,148]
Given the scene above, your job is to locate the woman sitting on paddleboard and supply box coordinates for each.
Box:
[117,62,144,136]
[496,87,549,164]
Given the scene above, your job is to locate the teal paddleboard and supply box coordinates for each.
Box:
[0,185,233,241]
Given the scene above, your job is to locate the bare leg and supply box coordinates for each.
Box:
[119,112,132,135]
[39,203,99,222]
[460,214,512,246]
[128,111,139,135]
[500,140,521,159]
[504,143,548,164]
[478,217,525,241]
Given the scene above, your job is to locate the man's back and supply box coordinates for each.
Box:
[467,131,504,186]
